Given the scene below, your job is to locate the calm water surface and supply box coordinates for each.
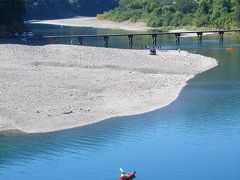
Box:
[0,24,240,180]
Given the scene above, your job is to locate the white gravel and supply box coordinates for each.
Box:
[27,17,153,31]
[0,44,217,133]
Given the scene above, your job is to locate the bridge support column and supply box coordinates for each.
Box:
[175,33,181,45]
[152,34,157,46]
[219,31,224,43]
[103,36,109,48]
[78,37,83,45]
[128,35,133,49]
[197,32,203,44]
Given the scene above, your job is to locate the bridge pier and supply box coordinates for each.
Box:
[175,33,181,45]
[197,32,203,44]
[128,35,133,49]
[42,29,240,48]
[103,36,109,48]
[78,37,83,45]
[219,31,224,43]
[152,34,157,46]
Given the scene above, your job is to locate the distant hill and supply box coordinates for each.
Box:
[99,0,240,29]
[0,0,26,37]
[0,0,118,36]
[25,0,118,20]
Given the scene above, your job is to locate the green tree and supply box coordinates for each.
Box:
[234,0,240,26]
[174,0,197,13]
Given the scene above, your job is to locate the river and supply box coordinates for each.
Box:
[0,24,240,180]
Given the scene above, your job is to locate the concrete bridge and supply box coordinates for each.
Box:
[40,29,240,49]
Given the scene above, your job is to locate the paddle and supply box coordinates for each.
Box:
[120,168,124,173]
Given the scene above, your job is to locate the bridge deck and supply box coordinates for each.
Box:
[40,29,240,39]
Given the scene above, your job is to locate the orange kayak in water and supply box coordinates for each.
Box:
[226,47,237,52]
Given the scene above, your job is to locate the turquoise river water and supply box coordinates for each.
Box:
[0,24,240,180]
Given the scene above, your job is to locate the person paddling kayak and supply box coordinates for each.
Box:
[120,168,127,178]
[118,168,136,180]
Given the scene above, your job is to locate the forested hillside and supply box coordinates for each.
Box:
[0,0,118,36]
[99,0,240,28]
[25,0,118,20]
[0,0,26,36]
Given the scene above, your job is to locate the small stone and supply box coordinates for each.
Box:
[63,111,73,115]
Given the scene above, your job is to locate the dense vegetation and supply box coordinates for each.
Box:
[25,0,118,20]
[0,0,118,36]
[99,0,240,28]
[0,0,26,35]
[1,0,239,37]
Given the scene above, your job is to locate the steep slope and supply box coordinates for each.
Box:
[0,0,26,37]
[25,0,118,20]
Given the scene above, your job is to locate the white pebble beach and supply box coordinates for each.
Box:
[0,44,217,133]
[27,17,153,31]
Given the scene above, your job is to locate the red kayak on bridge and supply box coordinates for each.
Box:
[117,171,136,180]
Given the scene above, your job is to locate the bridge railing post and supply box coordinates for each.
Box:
[103,36,109,48]
[128,35,133,49]
[175,33,181,45]
[152,34,157,46]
